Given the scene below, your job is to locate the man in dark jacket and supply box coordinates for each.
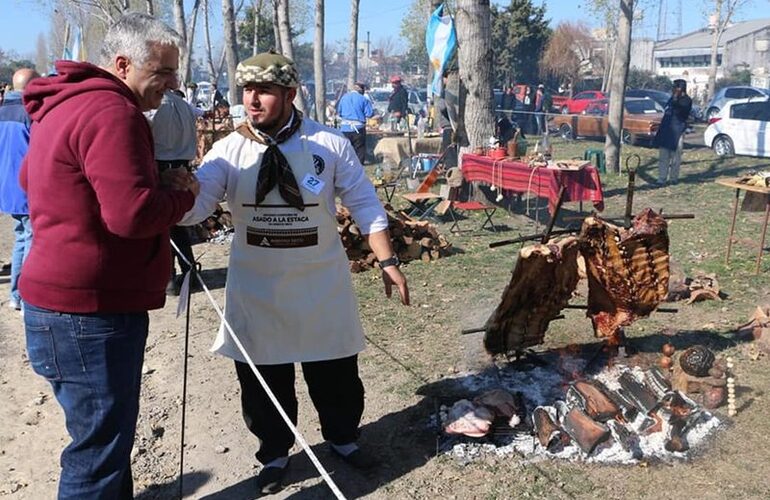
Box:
[20,13,198,499]
[653,79,692,185]
[387,75,409,130]
[0,68,38,311]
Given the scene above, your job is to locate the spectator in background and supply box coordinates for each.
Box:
[146,90,204,295]
[185,81,198,105]
[387,75,408,131]
[534,84,546,135]
[0,68,39,311]
[653,79,692,185]
[336,81,374,164]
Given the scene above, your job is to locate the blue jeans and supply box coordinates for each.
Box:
[10,213,32,305]
[24,303,149,500]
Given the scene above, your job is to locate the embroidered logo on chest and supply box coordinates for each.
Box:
[313,154,325,175]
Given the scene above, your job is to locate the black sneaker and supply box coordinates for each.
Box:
[331,447,379,471]
[256,464,288,495]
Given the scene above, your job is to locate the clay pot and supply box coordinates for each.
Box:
[662,343,675,356]
[659,356,673,370]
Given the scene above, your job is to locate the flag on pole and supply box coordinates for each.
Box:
[425,3,456,96]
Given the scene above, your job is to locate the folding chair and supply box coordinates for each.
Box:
[400,157,444,221]
[442,170,498,233]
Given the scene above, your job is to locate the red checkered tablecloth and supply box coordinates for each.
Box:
[461,154,605,215]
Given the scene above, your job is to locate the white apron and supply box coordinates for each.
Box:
[211,126,365,364]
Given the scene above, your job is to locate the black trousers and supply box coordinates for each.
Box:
[170,225,194,277]
[343,130,367,164]
[234,354,364,464]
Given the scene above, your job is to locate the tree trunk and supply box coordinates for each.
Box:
[184,0,201,85]
[272,0,282,52]
[347,0,360,90]
[707,0,724,103]
[204,0,217,83]
[253,0,264,55]
[222,0,241,105]
[314,0,326,123]
[145,0,154,15]
[456,0,495,154]
[276,0,306,112]
[603,0,634,174]
[172,0,200,86]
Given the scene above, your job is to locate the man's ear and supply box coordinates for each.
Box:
[114,55,131,79]
[287,87,297,103]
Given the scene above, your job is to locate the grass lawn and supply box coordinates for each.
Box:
[348,133,770,498]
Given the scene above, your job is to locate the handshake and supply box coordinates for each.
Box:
[161,167,200,196]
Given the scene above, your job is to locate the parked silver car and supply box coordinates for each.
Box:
[705,86,770,122]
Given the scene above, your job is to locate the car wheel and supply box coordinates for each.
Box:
[559,123,574,140]
[706,107,719,121]
[561,106,568,115]
[712,135,734,157]
[621,129,634,145]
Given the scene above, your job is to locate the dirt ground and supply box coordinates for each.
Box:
[2,136,770,499]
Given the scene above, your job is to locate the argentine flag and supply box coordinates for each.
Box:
[425,4,456,96]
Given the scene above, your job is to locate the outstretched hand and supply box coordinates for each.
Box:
[382,266,409,306]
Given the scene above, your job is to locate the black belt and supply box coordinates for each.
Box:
[157,159,191,173]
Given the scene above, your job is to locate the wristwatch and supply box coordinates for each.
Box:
[378,255,400,269]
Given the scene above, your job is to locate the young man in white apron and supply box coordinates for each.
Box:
[179,52,409,495]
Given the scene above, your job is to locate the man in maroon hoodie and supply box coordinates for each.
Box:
[20,13,198,499]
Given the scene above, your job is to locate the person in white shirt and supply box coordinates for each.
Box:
[179,52,409,495]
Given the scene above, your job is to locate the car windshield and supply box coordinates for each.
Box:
[625,99,663,114]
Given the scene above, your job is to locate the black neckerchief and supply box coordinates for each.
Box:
[236,108,305,210]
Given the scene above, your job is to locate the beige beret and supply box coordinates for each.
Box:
[236,52,299,88]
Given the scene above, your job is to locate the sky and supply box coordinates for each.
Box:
[1,0,768,59]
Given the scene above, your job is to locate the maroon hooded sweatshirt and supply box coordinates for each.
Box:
[19,61,195,313]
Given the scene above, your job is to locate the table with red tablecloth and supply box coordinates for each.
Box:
[461,154,605,215]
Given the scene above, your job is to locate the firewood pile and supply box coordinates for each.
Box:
[336,206,452,272]
[191,204,234,243]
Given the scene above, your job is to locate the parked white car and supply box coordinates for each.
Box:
[703,96,770,157]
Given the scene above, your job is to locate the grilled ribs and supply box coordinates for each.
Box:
[578,209,669,345]
[484,237,581,355]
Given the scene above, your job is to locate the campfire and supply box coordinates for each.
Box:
[436,348,724,464]
[439,208,728,464]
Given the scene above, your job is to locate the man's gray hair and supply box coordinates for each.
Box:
[100,12,183,67]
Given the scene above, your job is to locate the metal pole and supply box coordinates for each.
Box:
[725,188,740,265]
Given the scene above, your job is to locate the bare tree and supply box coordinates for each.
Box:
[222,0,241,104]
[540,22,594,96]
[455,0,495,153]
[172,0,200,86]
[35,33,49,74]
[203,0,218,82]
[604,0,634,174]
[346,0,360,90]
[276,0,306,112]
[314,0,326,122]
[272,0,282,52]
[706,0,748,101]
[253,0,264,55]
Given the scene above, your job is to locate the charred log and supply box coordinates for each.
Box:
[618,372,660,415]
[562,407,611,454]
[566,381,620,422]
[532,407,567,451]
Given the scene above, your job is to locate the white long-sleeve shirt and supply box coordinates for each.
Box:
[180,118,388,234]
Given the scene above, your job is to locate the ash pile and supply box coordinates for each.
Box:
[437,355,721,465]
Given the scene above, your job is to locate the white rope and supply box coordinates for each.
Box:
[170,239,346,500]
[525,164,542,216]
